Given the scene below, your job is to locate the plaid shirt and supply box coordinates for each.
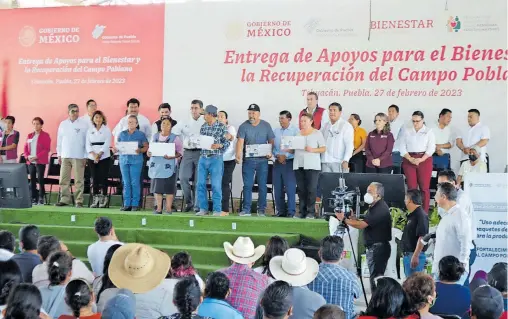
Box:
[221,263,269,319]
[200,121,230,157]
[308,263,361,319]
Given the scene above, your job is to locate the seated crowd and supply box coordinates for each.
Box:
[0,218,506,319]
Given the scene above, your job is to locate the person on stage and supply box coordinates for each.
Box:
[432,108,454,170]
[292,113,326,219]
[147,118,182,215]
[400,111,435,212]
[348,114,367,173]
[112,98,151,142]
[218,110,236,216]
[116,115,148,211]
[365,112,394,174]
[151,103,177,141]
[299,91,328,130]
[0,116,20,163]
[195,105,230,216]
[24,117,51,205]
[387,105,405,174]
[335,182,392,293]
[236,104,274,217]
[86,110,112,208]
[79,99,97,129]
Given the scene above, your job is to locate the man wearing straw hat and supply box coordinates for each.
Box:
[268,248,326,319]
[222,237,269,319]
[108,243,173,319]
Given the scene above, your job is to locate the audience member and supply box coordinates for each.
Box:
[102,289,136,319]
[403,272,442,319]
[108,243,174,319]
[221,237,269,319]
[0,231,15,261]
[358,277,417,319]
[59,279,100,319]
[24,116,51,205]
[39,251,74,318]
[87,217,123,276]
[469,270,488,294]
[3,283,50,319]
[430,256,471,319]
[169,252,205,289]
[260,281,293,319]
[33,235,94,288]
[160,277,211,319]
[11,225,41,283]
[488,262,508,311]
[348,113,367,173]
[0,260,23,313]
[254,236,289,281]
[93,244,122,312]
[471,286,505,319]
[308,236,360,319]
[313,305,345,319]
[269,248,326,319]
[198,272,243,319]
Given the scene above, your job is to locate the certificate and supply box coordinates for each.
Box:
[116,142,138,155]
[149,143,175,157]
[199,135,215,150]
[245,144,272,158]
[281,136,305,150]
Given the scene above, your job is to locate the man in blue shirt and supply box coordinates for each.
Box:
[11,225,42,283]
[272,111,299,217]
[198,272,243,319]
[196,105,230,216]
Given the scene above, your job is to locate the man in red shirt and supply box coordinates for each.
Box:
[299,92,329,130]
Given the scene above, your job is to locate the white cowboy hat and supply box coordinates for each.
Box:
[269,248,319,287]
[108,243,171,294]
[223,237,265,264]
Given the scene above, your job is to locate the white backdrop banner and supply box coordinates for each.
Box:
[465,173,508,276]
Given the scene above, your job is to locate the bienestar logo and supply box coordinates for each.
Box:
[371,19,434,30]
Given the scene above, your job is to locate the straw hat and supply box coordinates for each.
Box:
[269,248,319,287]
[108,243,170,294]
[223,237,265,264]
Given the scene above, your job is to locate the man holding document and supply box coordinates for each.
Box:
[195,105,230,216]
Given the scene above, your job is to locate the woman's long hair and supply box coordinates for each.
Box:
[361,277,416,319]
[65,279,93,318]
[260,236,289,278]
[97,244,122,302]
[169,252,197,279]
[0,260,22,306]
[47,251,72,286]
[4,283,42,319]
[173,277,202,319]
[374,112,391,134]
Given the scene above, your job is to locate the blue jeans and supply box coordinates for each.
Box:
[120,162,142,207]
[403,252,426,277]
[197,156,224,212]
[242,159,268,213]
[433,154,451,170]
[272,160,296,216]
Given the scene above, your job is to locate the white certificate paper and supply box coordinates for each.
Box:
[246,144,272,158]
[117,142,138,155]
[149,143,175,157]
[199,135,215,150]
[281,136,305,150]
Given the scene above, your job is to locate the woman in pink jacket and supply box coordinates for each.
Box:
[24,117,51,205]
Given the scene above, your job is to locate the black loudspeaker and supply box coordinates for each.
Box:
[294,235,321,263]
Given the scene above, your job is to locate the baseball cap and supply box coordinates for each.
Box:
[102,289,136,319]
[247,104,260,112]
[471,286,504,319]
[204,105,218,115]
[488,262,507,293]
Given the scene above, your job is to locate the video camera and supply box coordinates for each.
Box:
[325,173,361,219]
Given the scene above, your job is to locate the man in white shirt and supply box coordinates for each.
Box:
[112,98,152,142]
[56,104,88,207]
[437,170,477,286]
[173,100,205,212]
[432,108,455,170]
[320,102,354,173]
[79,99,97,129]
[298,92,329,130]
[0,230,15,261]
[456,108,490,164]
[388,104,405,174]
[432,182,471,284]
[87,217,123,276]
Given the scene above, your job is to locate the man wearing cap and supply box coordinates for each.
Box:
[471,286,505,319]
[488,262,508,311]
[269,248,326,319]
[221,236,269,319]
[236,104,275,217]
[308,236,361,319]
[173,100,205,212]
[195,105,230,216]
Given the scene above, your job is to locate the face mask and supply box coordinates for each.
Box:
[437,207,446,217]
[469,154,478,162]
[364,193,374,204]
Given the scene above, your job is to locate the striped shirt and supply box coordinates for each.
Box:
[308,263,361,319]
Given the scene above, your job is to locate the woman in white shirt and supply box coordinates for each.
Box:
[218,111,236,216]
[292,113,326,219]
[85,110,112,208]
[400,111,436,212]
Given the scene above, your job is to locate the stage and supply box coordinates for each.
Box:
[0,205,329,276]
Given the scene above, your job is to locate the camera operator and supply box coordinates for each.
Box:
[335,182,392,292]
